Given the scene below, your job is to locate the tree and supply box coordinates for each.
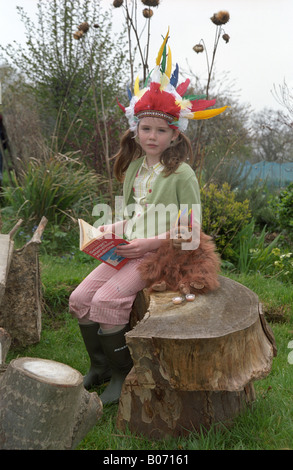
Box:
[183,70,253,187]
[0,0,129,179]
[273,79,293,123]
[251,108,293,163]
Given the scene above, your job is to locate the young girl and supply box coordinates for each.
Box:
[69,29,227,405]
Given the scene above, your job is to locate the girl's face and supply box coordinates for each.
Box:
[137,117,179,163]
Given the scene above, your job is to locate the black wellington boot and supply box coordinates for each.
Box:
[79,323,112,390]
[98,326,133,405]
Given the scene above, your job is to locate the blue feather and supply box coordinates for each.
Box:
[127,87,132,100]
[170,63,179,88]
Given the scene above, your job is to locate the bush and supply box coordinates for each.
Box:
[201,182,251,260]
[277,183,293,237]
[234,181,279,232]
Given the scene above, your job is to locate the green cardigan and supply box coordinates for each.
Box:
[123,157,201,239]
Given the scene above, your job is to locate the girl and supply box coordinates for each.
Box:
[69,30,227,405]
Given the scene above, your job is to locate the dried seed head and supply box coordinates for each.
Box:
[113,0,123,7]
[141,0,160,6]
[193,44,204,53]
[73,30,84,40]
[143,8,154,18]
[222,33,230,43]
[210,10,230,26]
[78,22,90,33]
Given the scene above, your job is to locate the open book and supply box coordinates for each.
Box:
[78,219,130,270]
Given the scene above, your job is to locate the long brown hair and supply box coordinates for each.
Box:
[113,128,194,182]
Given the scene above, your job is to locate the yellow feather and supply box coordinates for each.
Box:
[156,27,170,66]
[192,106,228,120]
[177,98,191,110]
[134,76,140,96]
[166,46,172,78]
[160,74,170,90]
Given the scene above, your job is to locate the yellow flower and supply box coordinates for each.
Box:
[272,248,281,256]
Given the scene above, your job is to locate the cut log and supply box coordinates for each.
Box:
[0,327,11,365]
[117,276,277,438]
[117,369,256,439]
[126,276,275,392]
[0,220,23,306]
[0,357,103,450]
[0,217,47,346]
[0,328,11,378]
[0,234,14,305]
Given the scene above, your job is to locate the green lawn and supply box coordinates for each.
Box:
[6,254,293,451]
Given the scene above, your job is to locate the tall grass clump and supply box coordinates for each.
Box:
[234,219,280,274]
[2,152,107,230]
[231,219,293,283]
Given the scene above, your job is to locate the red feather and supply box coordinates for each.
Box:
[176,79,190,97]
[134,82,181,119]
[116,97,126,113]
[190,99,216,112]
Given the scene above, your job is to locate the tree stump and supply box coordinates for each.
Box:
[0,217,47,346]
[117,276,277,438]
[129,289,150,329]
[0,357,103,450]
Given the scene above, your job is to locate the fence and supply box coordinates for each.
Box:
[241,161,293,188]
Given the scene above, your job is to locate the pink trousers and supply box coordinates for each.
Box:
[69,257,148,325]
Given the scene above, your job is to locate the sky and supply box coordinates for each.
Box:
[0,0,292,114]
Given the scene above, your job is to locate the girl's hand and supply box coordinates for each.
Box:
[115,238,162,259]
[99,224,113,233]
[99,220,126,238]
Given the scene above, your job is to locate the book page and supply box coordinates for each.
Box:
[78,219,103,249]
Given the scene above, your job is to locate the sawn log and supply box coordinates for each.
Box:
[0,357,103,449]
[117,276,277,438]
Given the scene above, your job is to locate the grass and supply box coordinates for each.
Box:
[6,254,293,451]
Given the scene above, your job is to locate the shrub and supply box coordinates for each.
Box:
[277,183,293,237]
[201,182,251,260]
[234,181,279,232]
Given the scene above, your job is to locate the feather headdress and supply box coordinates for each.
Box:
[117,28,228,133]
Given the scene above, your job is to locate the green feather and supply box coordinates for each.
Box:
[184,94,207,100]
[144,68,153,87]
[160,43,167,74]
